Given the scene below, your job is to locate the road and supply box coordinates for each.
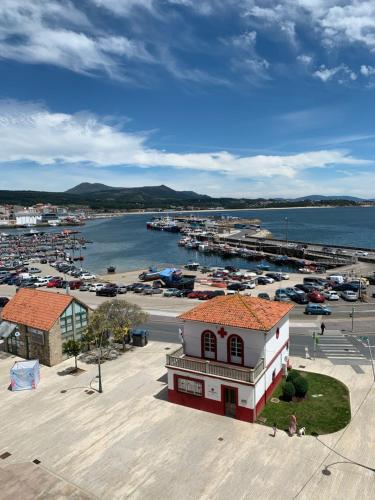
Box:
[144,310,375,367]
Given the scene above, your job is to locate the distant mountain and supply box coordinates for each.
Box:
[65,182,211,202]
[66,182,118,194]
[293,194,365,202]
[0,183,370,210]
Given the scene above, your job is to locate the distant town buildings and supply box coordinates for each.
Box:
[0,203,86,227]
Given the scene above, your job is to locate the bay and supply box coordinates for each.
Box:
[5,206,374,274]
[77,206,375,274]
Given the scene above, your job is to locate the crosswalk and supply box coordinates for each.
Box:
[317,330,370,365]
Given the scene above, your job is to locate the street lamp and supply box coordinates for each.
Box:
[284,217,289,248]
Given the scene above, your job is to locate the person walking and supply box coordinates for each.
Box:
[272,423,277,437]
[320,322,326,335]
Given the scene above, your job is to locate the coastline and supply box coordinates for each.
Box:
[111,205,339,217]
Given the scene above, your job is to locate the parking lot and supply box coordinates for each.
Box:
[1,262,375,319]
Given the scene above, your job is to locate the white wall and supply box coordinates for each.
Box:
[168,367,255,408]
[182,320,265,368]
[264,317,289,365]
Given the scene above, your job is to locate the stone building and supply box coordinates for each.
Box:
[166,294,293,422]
[0,289,89,366]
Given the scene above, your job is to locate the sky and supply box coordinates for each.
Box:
[1,0,375,198]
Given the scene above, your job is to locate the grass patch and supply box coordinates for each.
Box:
[258,371,351,435]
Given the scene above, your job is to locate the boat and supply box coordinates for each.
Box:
[107,265,116,273]
[184,262,200,271]
[257,263,270,270]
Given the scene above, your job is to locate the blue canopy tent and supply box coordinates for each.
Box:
[10,360,40,391]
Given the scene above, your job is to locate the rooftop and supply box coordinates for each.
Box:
[178,294,293,331]
[2,288,74,331]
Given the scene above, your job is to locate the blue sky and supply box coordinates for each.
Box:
[1,0,375,198]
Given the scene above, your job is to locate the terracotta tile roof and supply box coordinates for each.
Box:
[2,289,73,331]
[178,294,293,331]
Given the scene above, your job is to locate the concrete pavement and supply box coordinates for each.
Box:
[0,340,374,499]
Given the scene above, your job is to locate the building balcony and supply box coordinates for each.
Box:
[166,347,265,384]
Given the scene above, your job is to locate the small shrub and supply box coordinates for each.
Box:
[286,369,300,383]
[293,376,309,398]
[282,381,295,402]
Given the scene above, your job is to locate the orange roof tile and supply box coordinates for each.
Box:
[178,294,293,331]
[2,288,74,331]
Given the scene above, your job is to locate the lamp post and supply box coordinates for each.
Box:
[285,217,289,249]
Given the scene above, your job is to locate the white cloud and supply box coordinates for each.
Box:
[360,65,375,76]
[313,64,357,83]
[0,0,156,80]
[0,100,369,181]
[297,54,313,65]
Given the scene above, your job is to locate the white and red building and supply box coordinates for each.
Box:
[166,295,293,422]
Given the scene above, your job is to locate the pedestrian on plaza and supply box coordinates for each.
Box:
[289,415,297,436]
[272,423,277,437]
[320,321,326,335]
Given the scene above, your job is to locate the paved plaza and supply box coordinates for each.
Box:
[0,341,374,499]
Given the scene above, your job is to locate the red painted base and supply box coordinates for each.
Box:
[168,390,254,422]
[255,369,283,418]
[168,368,284,423]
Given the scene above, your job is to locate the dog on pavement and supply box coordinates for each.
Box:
[298,427,306,437]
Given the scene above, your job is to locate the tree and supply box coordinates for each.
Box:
[286,369,300,383]
[293,376,309,398]
[62,339,82,371]
[90,299,148,352]
[282,381,295,402]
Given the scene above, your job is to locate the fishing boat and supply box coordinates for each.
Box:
[107,265,116,273]
[257,263,270,270]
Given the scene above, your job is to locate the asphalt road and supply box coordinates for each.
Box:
[144,312,375,367]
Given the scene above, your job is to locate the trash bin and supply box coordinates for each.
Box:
[131,329,149,347]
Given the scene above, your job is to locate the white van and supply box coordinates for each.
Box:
[328,274,344,284]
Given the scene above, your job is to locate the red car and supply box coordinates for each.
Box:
[307,291,325,303]
[47,278,61,288]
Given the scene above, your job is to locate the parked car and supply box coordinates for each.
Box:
[89,283,106,292]
[257,292,270,300]
[341,290,358,301]
[274,292,290,302]
[28,267,41,274]
[227,282,246,291]
[242,281,256,289]
[142,285,154,295]
[266,273,282,281]
[34,278,49,287]
[133,284,146,293]
[305,304,332,315]
[289,292,308,304]
[333,283,359,292]
[354,250,369,256]
[117,284,128,294]
[55,280,68,289]
[81,272,97,280]
[96,287,117,297]
[68,280,82,290]
[323,290,340,301]
[257,276,274,285]
[79,283,90,291]
[0,296,9,307]
[164,288,180,297]
[295,283,315,293]
[307,290,325,303]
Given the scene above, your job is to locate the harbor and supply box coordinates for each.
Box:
[0,229,90,270]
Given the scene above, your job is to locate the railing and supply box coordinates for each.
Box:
[166,347,264,383]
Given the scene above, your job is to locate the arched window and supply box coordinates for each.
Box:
[227,335,244,365]
[201,330,217,360]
